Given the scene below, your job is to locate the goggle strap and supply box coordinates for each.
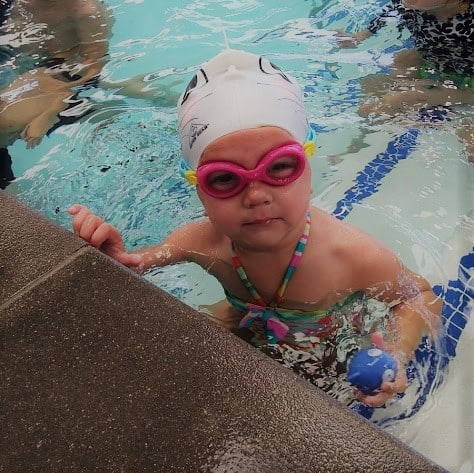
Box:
[184,169,198,185]
[303,127,317,158]
[303,140,316,158]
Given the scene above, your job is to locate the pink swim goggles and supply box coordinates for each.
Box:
[184,141,308,199]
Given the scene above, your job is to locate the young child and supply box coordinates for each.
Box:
[68,49,442,408]
[338,0,474,160]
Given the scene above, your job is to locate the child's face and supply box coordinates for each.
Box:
[197,126,312,251]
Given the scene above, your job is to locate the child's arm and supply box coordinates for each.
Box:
[68,204,209,273]
[340,223,442,407]
[362,264,442,407]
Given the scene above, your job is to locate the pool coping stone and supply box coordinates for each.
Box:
[0,190,447,472]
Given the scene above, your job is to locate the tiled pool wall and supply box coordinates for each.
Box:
[0,191,447,472]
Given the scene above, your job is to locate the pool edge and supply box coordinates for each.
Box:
[0,190,447,472]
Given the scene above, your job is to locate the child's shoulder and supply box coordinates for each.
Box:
[310,206,361,233]
[310,206,390,251]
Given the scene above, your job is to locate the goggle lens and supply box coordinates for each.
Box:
[205,171,243,195]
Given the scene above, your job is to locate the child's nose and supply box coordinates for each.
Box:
[241,180,273,207]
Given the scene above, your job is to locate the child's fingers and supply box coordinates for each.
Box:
[370,331,386,349]
[78,214,108,243]
[88,221,118,249]
[68,204,87,216]
[358,371,408,407]
[69,206,99,237]
[360,390,392,408]
[382,368,408,394]
[69,207,92,235]
[358,381,397,407]
[68,204,91,222]
[69,207,105,243]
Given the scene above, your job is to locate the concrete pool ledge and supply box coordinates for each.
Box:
[0,191,447,472]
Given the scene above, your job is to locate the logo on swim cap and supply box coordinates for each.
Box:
[189,123,209,150]
[177,49,309,170]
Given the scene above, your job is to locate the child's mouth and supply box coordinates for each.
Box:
[244,217,276,226]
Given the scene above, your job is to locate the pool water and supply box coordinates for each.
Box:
[3,1,473,471]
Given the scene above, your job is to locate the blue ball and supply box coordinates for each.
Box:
[347,348,398,395]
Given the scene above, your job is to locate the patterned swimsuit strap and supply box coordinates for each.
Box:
[231,211,311,307]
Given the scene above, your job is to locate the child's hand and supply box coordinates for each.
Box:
[68,204,143,268]
[356,331,409,408]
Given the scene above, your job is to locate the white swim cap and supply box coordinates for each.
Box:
[177,49,309,170]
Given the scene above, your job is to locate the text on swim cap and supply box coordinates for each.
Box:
[189,123,209,150]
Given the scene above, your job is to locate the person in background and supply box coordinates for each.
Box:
[337,0,474,162]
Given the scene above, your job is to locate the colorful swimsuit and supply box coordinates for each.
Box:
[367,0,474,78]
[225,212,391,401]
[228,212,314,344]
